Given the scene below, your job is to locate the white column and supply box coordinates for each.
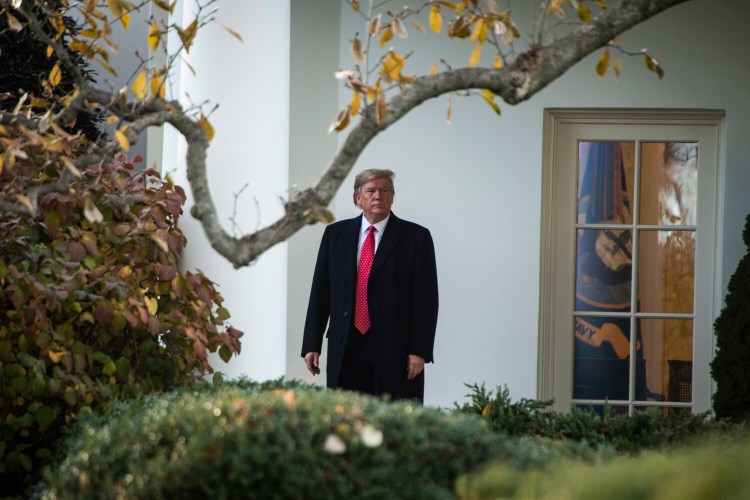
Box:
[172,0,291,381]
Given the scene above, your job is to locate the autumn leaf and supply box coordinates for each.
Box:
[132,70,148,99]
[481,403,492,417]
[379,26,393,46]
[614,56,622,78]
[223,24,244,42]
[578,2,592,22]
[197,114,215,141]
[150,73,166,98]
[153,0,176,13]
[16,194,33,213]
[596,47,611,77]
[328,108,351,133]
[49,63,62,88]
[411,20,425,33]
[492,54,504,69]
[546,0,564,14]
[349,90,361,116]
[114,127,130,150]
[148,20,160,50]
[471,18,488,43]
[644,53,665,79]
[106,0,125,18]
[392,15,408,38]
[429,63,438,76]
[177,19,198,53]
[429,5,443,33]
[304,207,336,224]
[375,92,387,124]
[596,0,607,8]
[369,14,381,36]
[469,43,482,67]
[351,34,365,64]
[145,296,158,316]
[446,95,452,124]
[6,10,23,31]
[481,89,501,115]
[83,197,104,224]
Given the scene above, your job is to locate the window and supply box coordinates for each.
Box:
[538,109,724,414]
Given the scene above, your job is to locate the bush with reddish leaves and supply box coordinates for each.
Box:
[0,128,242,496]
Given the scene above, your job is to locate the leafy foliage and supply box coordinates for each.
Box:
[39,380,497,499]
[457,437,750,500]
[455,383,740,453]
[0,125,242,496]
[711,214,750,422]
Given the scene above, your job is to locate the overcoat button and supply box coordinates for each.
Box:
[343,311,349,317]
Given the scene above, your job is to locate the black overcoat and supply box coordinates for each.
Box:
[301,213,439,402]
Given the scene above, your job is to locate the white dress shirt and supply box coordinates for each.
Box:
[357,213,390,265]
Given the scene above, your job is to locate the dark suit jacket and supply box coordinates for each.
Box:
[301,212,439,401]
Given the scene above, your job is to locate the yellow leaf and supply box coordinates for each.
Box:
[105,115,119,124]
[429,5,443,33]
[197,114,215,141]
[114,128,130,150]
[145,296,158,316]
[469,43,482,67]
[471,18,488,43]
[446,96,452,124]
[150,74,166,98]
[106,0,125,17]
[379,26,393,47]
[177,19,198,53]
[411,20,425,33]
[614,56,621,78]
[223,24,243,42]
[349,91,361,116]
[644,54,664,79]
[328,108,351,133]
[481,89,501,115]
[546,0,564,14]
[596,48,610,77]
[49,63,62,88]
[492,54,504,69]
[98,59,118,76]
[596,0,607,8]
[83,197,103,224]
[578,2,592,23]
[132,70,148,99]
[46,45,54,58]
[429,63,438,76]
[153,0,176,14]
[119,266,133,279]
[148,20,160,50]
[351,0,361,10]
[61,157,82,178]
[121,13,130,29]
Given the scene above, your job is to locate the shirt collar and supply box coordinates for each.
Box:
[361,213,390,235]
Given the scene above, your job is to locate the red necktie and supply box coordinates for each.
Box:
[354,225,375,334]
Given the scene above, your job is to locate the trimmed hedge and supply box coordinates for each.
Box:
[457,437,750,499]
[38,380,498,499]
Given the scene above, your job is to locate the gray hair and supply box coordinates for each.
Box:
[352,169,395,206]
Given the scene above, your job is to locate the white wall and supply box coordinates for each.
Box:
[281,0,750,408]
[173,1,291,381]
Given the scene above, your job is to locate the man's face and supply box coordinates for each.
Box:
[356,177,394,224]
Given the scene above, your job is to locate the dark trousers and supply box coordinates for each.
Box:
[338,327,379,396]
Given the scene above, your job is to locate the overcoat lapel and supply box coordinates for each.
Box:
[371,213,402,274]
[342,216,361,291]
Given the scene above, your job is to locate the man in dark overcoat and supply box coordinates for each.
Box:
[301,169,439,402]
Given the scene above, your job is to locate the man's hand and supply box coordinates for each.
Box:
[407,354,425,380]
[304,352,320,375]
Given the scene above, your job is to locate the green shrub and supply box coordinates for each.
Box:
[39,380,498,499]
[0,126,242,496]
[457,437,750,500]
[712,214,750,423]
[455,383,739,452]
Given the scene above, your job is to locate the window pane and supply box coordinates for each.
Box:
[639,142,698,226]
[577,141,635,224]
[573,316,632,400]
[637,318,693,403]
[575,404,629,418]
[634,406,692,417]
[637,230,695,314]
[576,229,632,313]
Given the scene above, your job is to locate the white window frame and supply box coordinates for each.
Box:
[538,108,725,413]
